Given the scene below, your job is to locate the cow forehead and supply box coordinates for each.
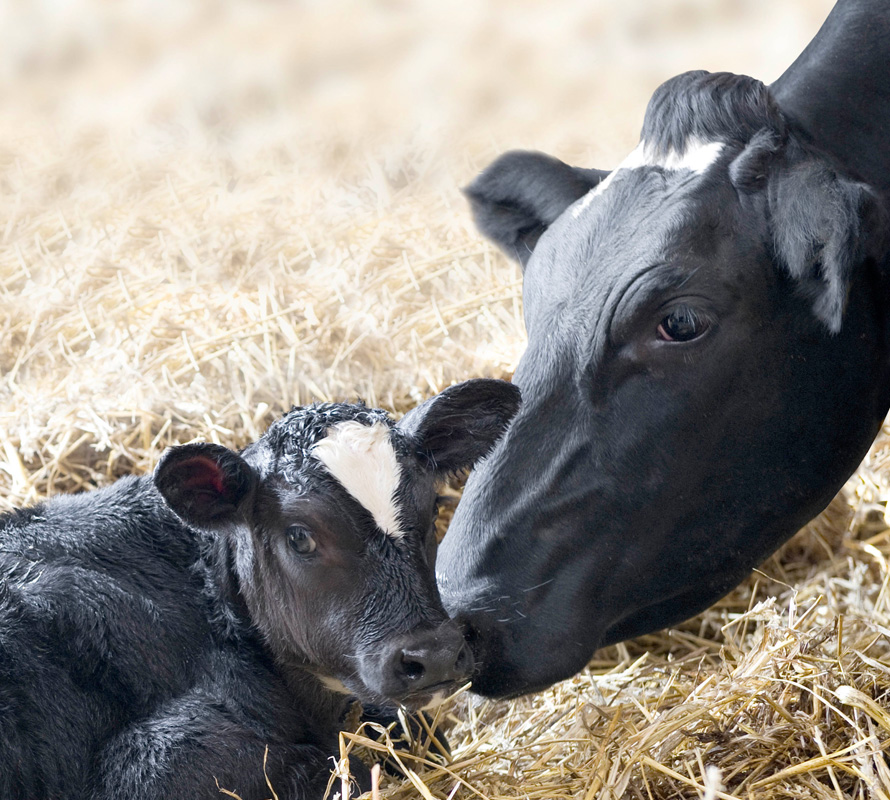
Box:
[522,139,736,369]
[532,136,731,294]
[571,137,725,219]
[528,167,695,302]
[311,421,406,540]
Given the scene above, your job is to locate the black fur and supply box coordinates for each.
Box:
[466,70,876,334]
[443,25,890,697]
[0,379,520,799]
[252,401,393,484]
[463,150,608,267]
[640,71,785,156]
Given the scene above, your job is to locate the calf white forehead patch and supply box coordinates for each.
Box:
[311,421,404,539]
[572,137,725,218]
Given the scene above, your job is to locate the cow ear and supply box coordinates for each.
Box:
[769,158,878,333]
[397,379,521,474]
[464,150,608,269]
[729,127,784,192]
[155,443,257,529]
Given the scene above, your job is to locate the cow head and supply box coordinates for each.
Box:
[439,71,890,697]
[155,378,520,709]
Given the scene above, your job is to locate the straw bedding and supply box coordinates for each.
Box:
[6,0,890,797]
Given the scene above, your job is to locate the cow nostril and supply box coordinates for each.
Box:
[400,655,426,681]
[462,622,478,645]
[454,642,473,676]
[457,616,480,649]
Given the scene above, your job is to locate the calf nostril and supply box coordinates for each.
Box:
[400,654,426,681]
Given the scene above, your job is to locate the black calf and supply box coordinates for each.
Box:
[0,378,520,799]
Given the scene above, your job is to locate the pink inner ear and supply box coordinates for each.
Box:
[180,456,227,495]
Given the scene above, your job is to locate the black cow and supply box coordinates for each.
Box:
[0,379,520,799]
[437,0,890,697]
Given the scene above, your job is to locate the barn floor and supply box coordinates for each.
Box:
[5,0,890,797]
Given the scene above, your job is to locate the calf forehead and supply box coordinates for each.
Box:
[251,403,413,541]
[311,421,406,540]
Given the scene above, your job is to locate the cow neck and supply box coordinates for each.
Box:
[772,0,890,197]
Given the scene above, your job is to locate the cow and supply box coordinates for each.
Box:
[0,378,520,799]
[437,0,890,698]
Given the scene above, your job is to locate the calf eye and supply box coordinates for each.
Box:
[286,525,317,555]
[657,306,709,342]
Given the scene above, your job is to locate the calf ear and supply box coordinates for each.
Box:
[465,150,608,269]
[397,379,521,474]
[155,443,257,529]
[769,158,878,333]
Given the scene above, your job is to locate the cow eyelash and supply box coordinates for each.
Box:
[656,304,712,343]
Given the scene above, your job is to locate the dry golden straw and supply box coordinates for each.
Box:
[4,1,888,797]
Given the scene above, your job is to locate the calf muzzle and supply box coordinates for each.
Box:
[361,622,473,704]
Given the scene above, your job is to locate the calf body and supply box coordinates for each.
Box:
[0,379,519,799]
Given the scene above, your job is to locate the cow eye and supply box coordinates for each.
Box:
[657,306,709,342]
[286,525,317,555]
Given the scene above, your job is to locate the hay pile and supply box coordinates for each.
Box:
[7,0,890,797]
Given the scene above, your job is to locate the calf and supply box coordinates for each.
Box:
[0,378,520,800]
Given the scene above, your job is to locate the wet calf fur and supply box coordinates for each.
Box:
[0,378,520,800]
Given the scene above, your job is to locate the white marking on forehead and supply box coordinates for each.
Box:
[658,137,726,172]
[571,137,725,218]
[311,421,405,539]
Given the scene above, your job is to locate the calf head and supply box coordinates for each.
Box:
[155,378,520,709]
[440,70,890,697]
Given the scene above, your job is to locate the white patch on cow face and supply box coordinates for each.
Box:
[572,137,725,218]
[657,137,726,172]
[311,421,405,539]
